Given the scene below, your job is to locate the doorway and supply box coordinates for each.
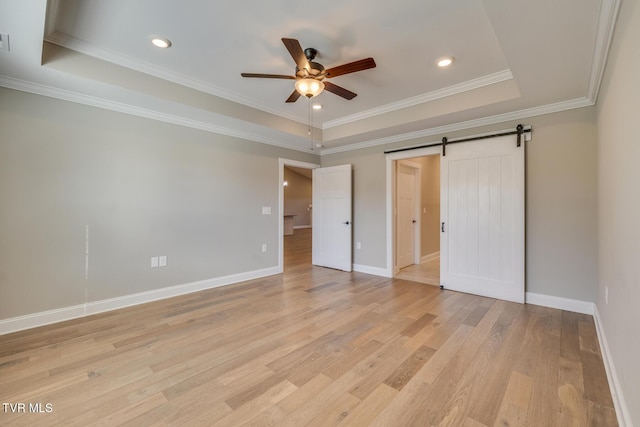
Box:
[386,133,525,303]
[278,159,354,274]
[394,155,441,287]
[279,159,319,272]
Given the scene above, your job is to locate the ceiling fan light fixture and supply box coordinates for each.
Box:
[295,78,324,97]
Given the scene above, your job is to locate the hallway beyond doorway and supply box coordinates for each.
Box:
[396,257,440,287]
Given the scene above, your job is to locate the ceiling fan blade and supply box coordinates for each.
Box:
[282,38,310,72]
[285,90,302,103]
[241,73,296,79]
[324,81,357,100]
[324,58,376,78]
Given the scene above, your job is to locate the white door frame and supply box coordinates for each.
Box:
[386,146,441,277]
[395,159,422,273]
[278,158,320,273]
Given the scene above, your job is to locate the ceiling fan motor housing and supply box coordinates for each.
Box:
[304,48,318,61]
[296,62,325,78]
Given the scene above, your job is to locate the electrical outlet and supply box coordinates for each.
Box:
[605,287,609,304]
[262,244,267,253]
[159,256,167,267]
[151,257,159,268]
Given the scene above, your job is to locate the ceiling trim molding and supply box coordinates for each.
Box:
[0,75,594,158]
[0,76,315,155]
[44,31,309,126]
[321,69,514,129]
[586,0,621,103]
[319,97,594,155]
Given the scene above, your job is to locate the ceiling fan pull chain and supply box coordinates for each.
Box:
[309,97,313,150]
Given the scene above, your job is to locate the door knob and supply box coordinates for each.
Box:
[412,220,417,223]
[343,221,350,225]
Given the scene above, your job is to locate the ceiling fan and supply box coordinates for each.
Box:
[241,38,376,103]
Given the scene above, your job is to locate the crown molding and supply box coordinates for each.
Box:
[0,76,315,154]
[321,69,514,130]
[587,0,621,102]
[1,74,594,158]
[43,31,309,126]
[319,97,593,155]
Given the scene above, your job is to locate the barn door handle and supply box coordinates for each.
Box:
[343,221,350,225]
[441,222,445,232]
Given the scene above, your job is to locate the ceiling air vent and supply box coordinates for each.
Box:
[0,33,10,52]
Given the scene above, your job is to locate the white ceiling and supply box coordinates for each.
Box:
[0,0,619,154]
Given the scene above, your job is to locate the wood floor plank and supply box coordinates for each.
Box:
[0,229,617,426]
[577,318,601,355]
[493,371,533,427]
[580,350,615,407]
[276,373,333,414]
[560,310,582,362]
[213,380,298,427]
[275,372,361,427]
[383,345,436,391]
[337,384,397,427]
[467,305,530,425]
[526,316,561,426]
[304,392,361,427]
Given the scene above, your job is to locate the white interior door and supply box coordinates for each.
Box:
[396,162,418,269]
[312,164,352,271]
[440,135,525,303]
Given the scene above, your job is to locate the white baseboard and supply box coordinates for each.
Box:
[0,266,280,336]
[421,251,440,264]
[353,264,393,278]
[593,306,632,427]
[525,292,595,315]
[293,225,311,229]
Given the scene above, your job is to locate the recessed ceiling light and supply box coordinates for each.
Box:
[312,104,322,110]
[437,56,455,67]
[151,36,172,48]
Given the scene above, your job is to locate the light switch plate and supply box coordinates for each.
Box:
[0,33,10,51]
[151,257,159,268]
[262,207,271,215]
[159,256,167,267]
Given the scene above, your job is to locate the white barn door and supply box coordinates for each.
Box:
[440,135,525,303]
[312,164,352,271]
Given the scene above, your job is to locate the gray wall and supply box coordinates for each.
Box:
[0,87,318,319]
[283,167,312,227]
[596,0,640,423]
[0,86,599,319]
[323,107,598,302]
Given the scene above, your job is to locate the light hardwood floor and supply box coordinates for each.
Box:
[396,257,440,287]
[0,229,616,426]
